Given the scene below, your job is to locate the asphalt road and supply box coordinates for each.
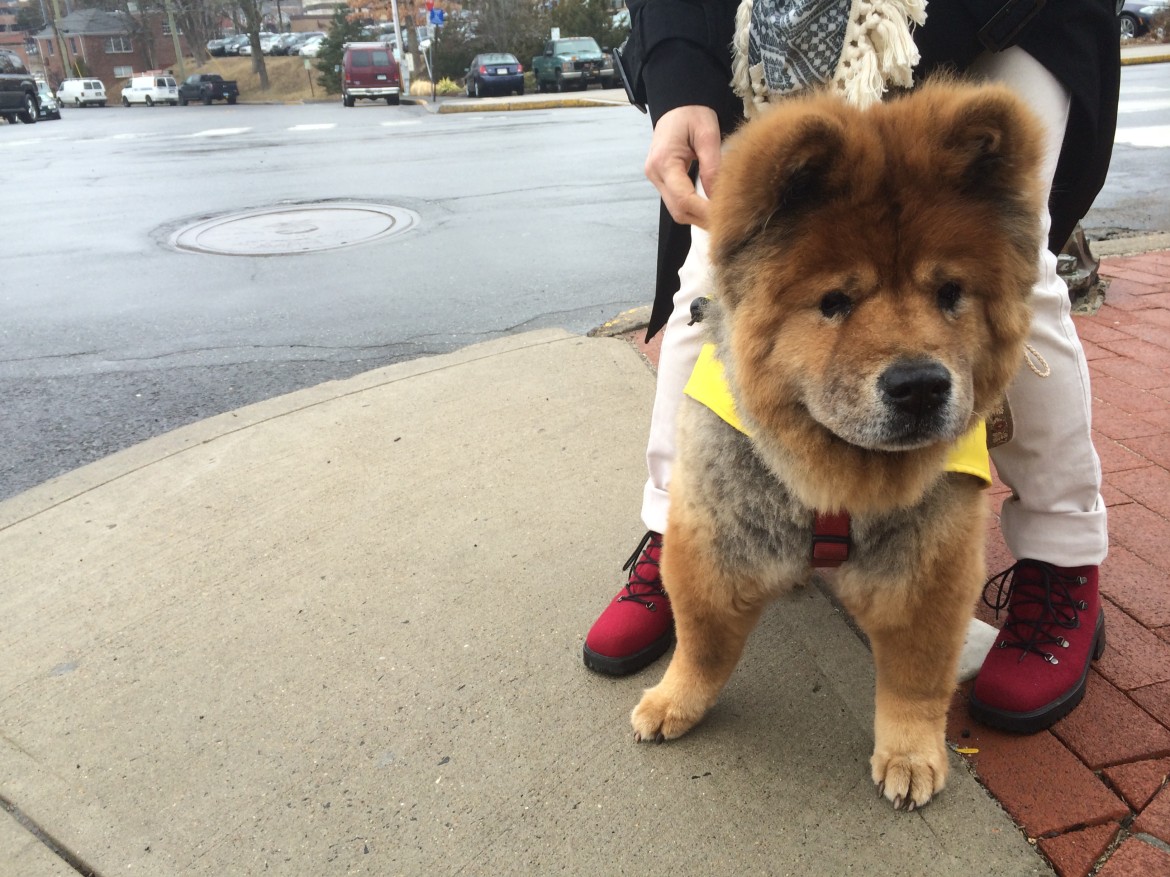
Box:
[2,100,658,500]
[2,63,1168,502]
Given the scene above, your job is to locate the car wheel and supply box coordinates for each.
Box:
[517,84,524,96]
[1119,13,1137,39]
[227,96,236,105]
[145,95,154,107]
[474,79,481,98]
[170,101,177,106]
[554,73,564,93]
[388,94,399,105]
[203,95,212,105]
[74,98,81,108]
[122,95,130,107]
[344,93,355,107]
[179,96,188,106]
[18,93,36,123]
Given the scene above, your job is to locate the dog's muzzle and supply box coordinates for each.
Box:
[878,359,954,441]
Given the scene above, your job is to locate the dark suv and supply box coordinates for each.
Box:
[0,47,38,124]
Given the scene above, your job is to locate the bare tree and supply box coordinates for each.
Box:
[236,0,269,89]
[172,0,219,66]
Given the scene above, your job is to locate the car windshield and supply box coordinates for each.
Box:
[557,39,598,53]
[481,54,516,65]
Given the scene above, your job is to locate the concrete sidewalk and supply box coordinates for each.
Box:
[2,330,1050,875]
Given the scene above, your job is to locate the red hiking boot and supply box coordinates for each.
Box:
[583,531,674,676]
[970,560,1105,733]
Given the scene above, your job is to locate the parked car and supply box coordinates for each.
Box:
[206,37,228,56]
[122,73,178,107]
[223,35,249,55]
[1120,1,1169,38]
[269,33,296,55]
[341,42,401,106]
[177,73,239,105]
[259,33,282,54]
[57,78,107,107]
[464,52,524,97]
[239,34,275,56]
[298,35,325,57]
[36,80,61,119]
[531,36,615,92]
[288,32,325,55]
[0,46,38,124]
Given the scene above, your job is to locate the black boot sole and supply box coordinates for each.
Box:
[583,631,674,677]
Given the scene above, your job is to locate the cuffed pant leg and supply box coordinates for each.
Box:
[972,47,1108,566]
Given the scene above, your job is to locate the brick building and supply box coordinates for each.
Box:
[34,8,191,87]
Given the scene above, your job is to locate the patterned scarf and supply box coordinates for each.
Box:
[731,0,927,116]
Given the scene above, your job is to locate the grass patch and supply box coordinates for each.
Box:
[180,56,329,103]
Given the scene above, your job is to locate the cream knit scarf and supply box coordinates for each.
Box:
[731,0,927,116]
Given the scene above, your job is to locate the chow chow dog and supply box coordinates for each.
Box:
[630,80,1045,811]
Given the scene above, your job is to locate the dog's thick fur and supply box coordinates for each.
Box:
[630,80,1046,810]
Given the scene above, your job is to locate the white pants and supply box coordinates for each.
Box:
[641,47,1108,568]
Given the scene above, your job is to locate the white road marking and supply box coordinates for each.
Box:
[380,119,422,127]
[288,123,336,131]
[188,127,252,137]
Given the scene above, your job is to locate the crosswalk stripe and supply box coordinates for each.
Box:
[1114,125,1170,148]
[1118,98,1170,114]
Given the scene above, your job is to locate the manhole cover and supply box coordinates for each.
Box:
[169,202,419,255]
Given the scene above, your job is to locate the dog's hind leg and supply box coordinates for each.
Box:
[631,526,767,743]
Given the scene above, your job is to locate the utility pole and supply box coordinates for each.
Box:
[390,0,408,93]
[48,0,69,79]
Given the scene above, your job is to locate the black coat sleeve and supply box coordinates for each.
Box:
[624,0,741,340]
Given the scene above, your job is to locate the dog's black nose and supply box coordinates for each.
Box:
[879,361,952,416]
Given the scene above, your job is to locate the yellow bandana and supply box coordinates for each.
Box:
[684,343,992,485]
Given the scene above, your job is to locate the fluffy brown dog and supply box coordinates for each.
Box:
[630,80,1045,810]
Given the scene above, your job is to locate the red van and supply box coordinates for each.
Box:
[342,42,402,106]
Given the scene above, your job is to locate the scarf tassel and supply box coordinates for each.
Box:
[832,0,925,107]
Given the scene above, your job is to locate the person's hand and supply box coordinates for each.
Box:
[644,105,721,228]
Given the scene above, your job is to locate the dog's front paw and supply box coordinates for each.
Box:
[871,743,948,811]
[631,684,708,743]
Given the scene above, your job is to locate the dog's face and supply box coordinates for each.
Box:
[709,81,1044,455]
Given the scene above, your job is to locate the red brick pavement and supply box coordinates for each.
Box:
[623,248,1170,877]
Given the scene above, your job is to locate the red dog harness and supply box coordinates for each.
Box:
[812,511,851,568]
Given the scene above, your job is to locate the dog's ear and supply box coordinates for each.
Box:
[710,109,851,267]
[939,85,1044,200]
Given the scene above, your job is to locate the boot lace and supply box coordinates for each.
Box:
[617,531,666,611]
[983,560,1089,665]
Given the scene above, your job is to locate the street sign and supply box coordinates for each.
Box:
[429,8,444,26]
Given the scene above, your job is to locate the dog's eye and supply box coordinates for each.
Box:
[819,291,852,319]
[937,282,962,312]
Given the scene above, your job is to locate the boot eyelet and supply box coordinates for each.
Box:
[1057,637,1069,648]
[1043,653,1059,665]
[997,641,1009,649]
[646,602,656,611]
[1076,600,1088,610]
[616,596,627,603]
